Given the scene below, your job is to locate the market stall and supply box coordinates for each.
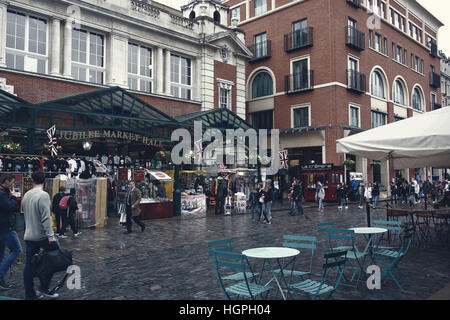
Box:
[138,169,173,220]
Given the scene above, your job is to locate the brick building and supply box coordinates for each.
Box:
[440,52,450,107]
[224,0,444,189]
[0,0,251,153]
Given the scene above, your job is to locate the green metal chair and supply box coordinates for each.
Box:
[289,250,348,300]
[373,220,403,250]
[207,238,258,281]
[317,222,353,253]
[326,228,367,288]
[0,296,20,300]
[273,235,317,283]
[372,227,413,292]
[211,250,272,300]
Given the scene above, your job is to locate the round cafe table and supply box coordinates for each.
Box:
[242,247,300,300]
[348,227,388,265]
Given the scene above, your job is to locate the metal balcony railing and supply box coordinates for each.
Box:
[346,26,365,51]
[430,71,441,88]
[285,71,314,94]
[347,69,366,93]
[248,40,272,63]
[284,27,313,52]
[346,0,362,8]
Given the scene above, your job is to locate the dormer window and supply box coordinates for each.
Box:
[189,11,196,20]
[213,11,220,24]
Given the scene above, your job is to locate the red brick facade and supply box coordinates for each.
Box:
[214,61,237,113]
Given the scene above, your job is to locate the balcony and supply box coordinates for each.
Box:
[430,41,438,58]
[347,69,366,93]
[346,0,362,8]
[430,71,441,88]
[248,40,272,63]
[284,28,313,53]
[285,71,314,94]
[346,26,365,51]
[432,102,442,110]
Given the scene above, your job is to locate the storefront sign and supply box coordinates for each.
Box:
[57,130,163,147]
[133,169,145,182]
[301,164,333,171]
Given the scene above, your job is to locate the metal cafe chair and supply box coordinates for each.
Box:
[273,235,317,284]
[211,250,272,300]
[372,228,413,292]
[326,228,367,289]
[317,222,353,253]
[289,250,348,300]
[373,220,403,250]
[207,238,258,281]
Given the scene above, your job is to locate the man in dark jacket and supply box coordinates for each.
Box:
[215,179,228,215]
[290,180,305,216]
[0,173,22,290]
[52,186,67,236]
[59,189,81,238]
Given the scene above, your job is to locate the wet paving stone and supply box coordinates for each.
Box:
[2,203,450,300]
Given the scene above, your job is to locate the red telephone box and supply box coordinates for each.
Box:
[299,164,345,202]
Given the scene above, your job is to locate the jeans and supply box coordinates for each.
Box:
[23,238,60,299]
[54,210,64,235]
[338,197,343,207]
[61,211,77,235]
[359,195,364,206]
[318,198,324,209]
[390,194,398,204]
[290,200,304,215]
[263,201,272,221]
[0,231,22,280]
[373,195,379,207]
[250,204,259,220]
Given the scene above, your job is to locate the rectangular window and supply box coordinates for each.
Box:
[431,93,437,110]
[72,28,104,84]
[254,32,267,58]
[170,54,192,100]
[384,37,388,55]
[292,58,309,90]
[255,0,267,16]
[375,33,381,52]
[371,111,386,128]
[392,42,395,59]
[350,106,359,127]
[397,46,402,62]
[369,30,373,48]
[293,107,309,128]
[220,88,230,110]
[231,6,240,23]
[128,43,153,93]
[6,10,48,74]
[251,110,273,130]
[292,19,308,49]
[415,56,420,72]
[404,49,407,65]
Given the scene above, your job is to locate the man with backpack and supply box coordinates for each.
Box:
[59,189,81,238]
[52,186,67,237]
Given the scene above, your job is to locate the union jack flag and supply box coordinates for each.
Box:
[279,150,288,169]
[47,125,58,157]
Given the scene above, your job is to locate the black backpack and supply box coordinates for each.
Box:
[31,246,73,277]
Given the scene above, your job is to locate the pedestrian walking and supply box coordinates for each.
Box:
[22,171,60,300]
[351,179,360,201]
[290,180,306,217]
[358,182,366,209]
[364,183,373,207]
[249,186,259,222]
[315,181,325,211]
[124,181,145,234]
[372,182,380,209]
[215,178,227,216]
[335,184,344,210]
[52,186,67,236]
[259,182,273,224]
[390,181,398,205]
[59,189,81,238]
[0,173,22,291]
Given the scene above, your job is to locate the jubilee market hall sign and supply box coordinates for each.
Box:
[58,130,163,147]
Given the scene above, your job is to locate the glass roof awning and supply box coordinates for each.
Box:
[0,86,184,140]
[175,107,254,132]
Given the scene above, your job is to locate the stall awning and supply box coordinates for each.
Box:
[0,89,32,119]
[146,170,173,182]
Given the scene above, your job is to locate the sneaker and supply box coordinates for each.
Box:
[267,221,272,225]
[58,234,67,239]
[345,206,348,209]
[0,279,12,291]
[74,232,82,237]
[338,206,343,210]
[36,289,59,300]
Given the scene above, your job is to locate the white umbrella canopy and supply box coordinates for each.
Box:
[336,107,450,170]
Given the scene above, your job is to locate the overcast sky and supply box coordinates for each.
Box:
[163,0,450,54]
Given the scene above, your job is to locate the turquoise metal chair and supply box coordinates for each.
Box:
[211,250,272,300]
[317,222,352,253]
[373,220,403,250]
[273,235,317,283]
[326,228,367,287]
[207,238,258,281]
[372,227,413,292]
[0,296,20,300]
[289,250,348,300]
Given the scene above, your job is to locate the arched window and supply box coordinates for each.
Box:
[189,11,196,20]
[213,11,220,24]
[393,79,406,105]
[370,71,385,99]
[412,87,423,110]
[251,72,273,99]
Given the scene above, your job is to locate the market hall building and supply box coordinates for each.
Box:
[0,0,252,155]
[223,0,445,196]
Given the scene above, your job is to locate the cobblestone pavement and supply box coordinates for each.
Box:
[2,202,450,300]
